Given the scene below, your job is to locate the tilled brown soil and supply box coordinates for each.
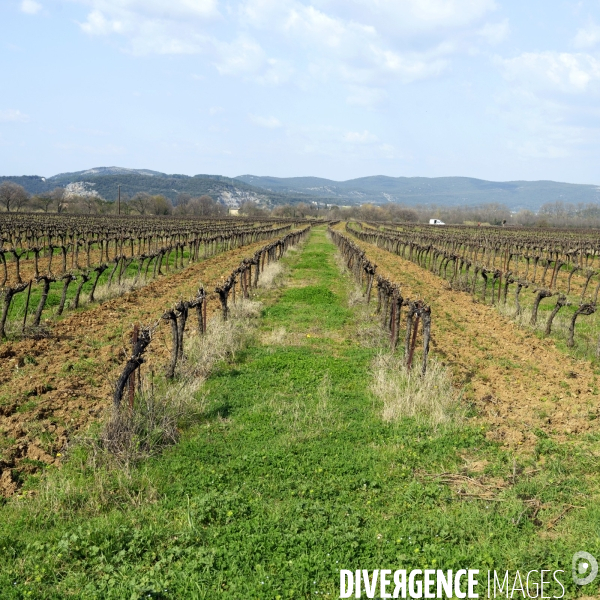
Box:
[343,227,600,448]
[0,239,271,496]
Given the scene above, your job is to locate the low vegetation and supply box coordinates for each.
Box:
[371,353,459,426]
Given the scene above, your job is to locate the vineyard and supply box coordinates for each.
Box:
[0,214,300,338]
[348,221,600,355]
[0,218,599,597]
[0,214,308,495]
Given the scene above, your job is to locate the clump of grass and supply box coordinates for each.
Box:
[265,372,335,442]
[332,247,386,346]
[497,300,577,347]
[370,352,460,427]
[3,320,52,340]
[262,326,287,345]
[229,297,262,320]
[183,298,261,377]
[256,241,303,289]
[258,261,284,288]
[347,288,366,307]
[99,378,205,466]
[353,299,387,348]
[78,276,141,307]
[25,455,160,518]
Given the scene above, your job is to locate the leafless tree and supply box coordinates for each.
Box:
[176,192,192,208]
[70,194,103,214]
[199,195,227,217]
[120,194,133,215]
[239,200,267,217]
[176,195,226,217]
[130,192,152,215]
[150,195,173,215]
[32,193,54,213]
[271,204,296,217]
[50,187,67,213]
[0,182,30,212]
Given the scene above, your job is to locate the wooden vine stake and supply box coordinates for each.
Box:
[21,279,32,334]
[193,286,206,335]
[128,324,139,409]
[163,309,179,379]
[390,291,403,351]
[421,307,431,377]
[406,310,421,371]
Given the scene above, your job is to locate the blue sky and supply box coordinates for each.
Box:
[1,0,600,184]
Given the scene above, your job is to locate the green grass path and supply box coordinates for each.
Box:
[1,227,597,598]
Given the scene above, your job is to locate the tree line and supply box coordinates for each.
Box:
[0,181,227,217]
[322,201,600,228]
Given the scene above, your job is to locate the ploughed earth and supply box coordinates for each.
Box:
[0,239,272,496]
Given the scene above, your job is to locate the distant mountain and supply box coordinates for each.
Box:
[0,168,315,208]
[3,168,600,211]
[236,174,600,211]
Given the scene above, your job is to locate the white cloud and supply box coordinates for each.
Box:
[283,5,374,50]
[574,21,600,49]
[73,0,499,93]
[20,0,42,15]
[249,114,282,128]
[404,0,496,28]
[477,19,509,45]
[214,36,265,75]
[492,85,596,163]
[80,0,219,28]
[255,58,295,85]
[291,124,400,161]
[362,45,449,84]
[310,0,497,35]
[343,130,378,143]
[77,0,219,55]
[0,109,29,122]
[215,37,293,84]
[378,143,396,158]
[500,52,600,94]
[80,10,121,36]
[239,0,460,86]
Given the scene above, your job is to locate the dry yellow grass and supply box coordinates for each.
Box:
[370,352,460,427]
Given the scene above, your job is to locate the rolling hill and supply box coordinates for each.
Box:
[2,167,600,211]
[236,174,600,211]
[0,168,314,208]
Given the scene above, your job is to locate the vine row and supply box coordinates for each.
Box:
[113,226,312,407]
[329,227,432,375]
